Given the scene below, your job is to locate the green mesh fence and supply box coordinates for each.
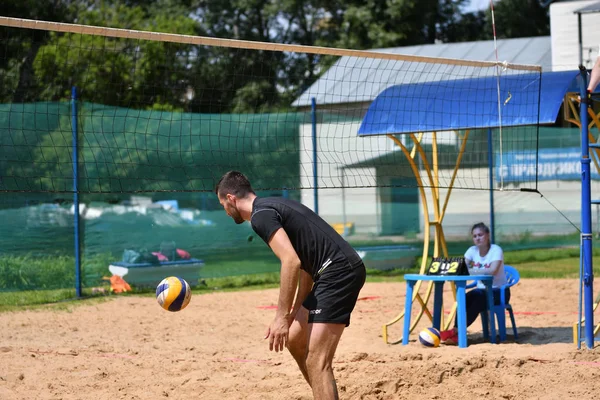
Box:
[0,102,305,291]
[0,102,590,293]
[0,18,560,296]
[2,102,309,193]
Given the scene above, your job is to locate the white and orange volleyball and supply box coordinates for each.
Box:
[156,276,192,312]
[418,327,441,347]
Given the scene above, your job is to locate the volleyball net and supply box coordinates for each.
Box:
[0,16,555,292]
[0,16,542,195]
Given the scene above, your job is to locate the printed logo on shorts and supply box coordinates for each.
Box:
[309,309,322,315]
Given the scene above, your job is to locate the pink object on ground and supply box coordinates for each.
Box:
[152,252,168,261]
[176,249,191,259]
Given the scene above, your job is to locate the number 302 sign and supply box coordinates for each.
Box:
[426,257,469,276]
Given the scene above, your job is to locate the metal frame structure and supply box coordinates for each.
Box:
[360,70,599,345]
[382,130,470,343]
[564,81,600,348]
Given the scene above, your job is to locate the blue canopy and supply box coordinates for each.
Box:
[358,70,581,135]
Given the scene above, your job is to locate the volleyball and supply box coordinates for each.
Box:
[418,327,441,347]
[156,276,192,312]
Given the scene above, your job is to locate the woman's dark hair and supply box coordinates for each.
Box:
[215,170,255,199]
[470,222,490,235]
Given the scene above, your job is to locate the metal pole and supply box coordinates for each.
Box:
[488,128,496,244]
[71,86,82,298]
[578,13,583,67]
[578,66,594,349]
[311,97,319,214]
[597,204,599,239]
[341,170,347,237]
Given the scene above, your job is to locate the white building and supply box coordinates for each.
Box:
[551,0,600,70]
[292,1,600,239]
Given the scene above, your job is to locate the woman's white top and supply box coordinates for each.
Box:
[464,244,507,289]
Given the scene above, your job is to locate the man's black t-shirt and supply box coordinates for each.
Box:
[250,197,362,280]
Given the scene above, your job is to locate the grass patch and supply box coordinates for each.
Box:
[131,272,282,298]
[0,288,111,312]
[515,257,600,279]
[199,272,281,291]
[1,244,598,311]
[0,288,77,309]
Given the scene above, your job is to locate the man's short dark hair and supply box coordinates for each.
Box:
[215,170,255,198]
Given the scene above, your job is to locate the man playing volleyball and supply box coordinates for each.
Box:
[216,171,366,400]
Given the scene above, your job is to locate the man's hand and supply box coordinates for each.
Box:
[577,90,592,104]
[264,314,292,352]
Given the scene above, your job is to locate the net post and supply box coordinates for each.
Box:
[577,13,583,67]
[579,65,594,349]
[311,97,318,215]
[488,127,496,244]
[71,86,82,298]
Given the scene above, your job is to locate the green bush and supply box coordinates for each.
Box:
[0,255,74,290]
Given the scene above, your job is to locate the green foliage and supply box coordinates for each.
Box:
[503,247,589,265]
[232,80,277,114]
[0,289,78,311]
[0,224,282,292]
[1,0,552,111]
[0,0,85,102]
[0,102,305,192]
[0,255,75,290]
[32,4,198,109]
[486,0,550,39]
[333,0,468,49]
[0,102,71,192]
[441,10,488,43]
[200,273,281,290]
[83,253,117,284]
[1,244,598,310]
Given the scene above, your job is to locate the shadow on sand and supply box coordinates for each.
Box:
[467,325,574,345]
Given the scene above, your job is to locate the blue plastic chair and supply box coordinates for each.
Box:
[467,265,519,342]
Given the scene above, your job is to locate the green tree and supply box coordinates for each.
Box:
[441,10,488,43]
[485,0,549,39]
[0,0,85,102]
[32,3,198,109]
[1,0,480,112]
[433,0,550,43]
[320,0,468,49]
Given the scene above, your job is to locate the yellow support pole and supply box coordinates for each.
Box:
[381,133,434,344]
[381,130,469,344]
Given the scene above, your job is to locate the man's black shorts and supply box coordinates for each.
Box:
[302,261,366,327]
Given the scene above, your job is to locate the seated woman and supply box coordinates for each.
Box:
[440,222,509,345]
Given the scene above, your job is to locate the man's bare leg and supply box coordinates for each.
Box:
[305,322,345,400]
[287,306,310,385]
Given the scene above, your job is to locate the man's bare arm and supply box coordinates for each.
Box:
[291,269,313,316]
[268,228,302,319]
[588,56,600,93]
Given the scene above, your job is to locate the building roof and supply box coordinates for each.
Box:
[574,1,600,14]
[292,36,552,108]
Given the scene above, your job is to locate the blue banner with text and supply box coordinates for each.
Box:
[496,147,600,182]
